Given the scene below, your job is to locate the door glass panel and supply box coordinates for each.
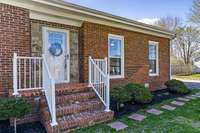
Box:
[45,29,68,83]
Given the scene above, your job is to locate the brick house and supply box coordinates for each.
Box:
[0,0,175,132]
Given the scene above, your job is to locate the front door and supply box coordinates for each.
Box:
[43,27,70,83]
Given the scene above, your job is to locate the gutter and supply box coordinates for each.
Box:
[32,0,175,39]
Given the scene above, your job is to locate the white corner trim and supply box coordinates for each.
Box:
[108,34,125,79]
[149,41,159,76]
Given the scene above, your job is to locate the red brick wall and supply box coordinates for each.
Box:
[0,4,170,97]
[80,22,170,91]
[0,4,31,97]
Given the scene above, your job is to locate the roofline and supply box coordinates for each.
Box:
[39,0,175,38]
[54,0,174,35]
[1,0,175,39]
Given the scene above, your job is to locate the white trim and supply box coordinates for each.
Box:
[149,41,159,76]
[108,34,124,79]
[30,11,83,27]
[42,27,70,83]
[0,0,175,39]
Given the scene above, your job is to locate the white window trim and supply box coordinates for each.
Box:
[108,34,125,79]
[149,41,159,76]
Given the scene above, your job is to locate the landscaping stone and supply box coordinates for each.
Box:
[128,114,146,122]
[191,95,200,98]
[147,109,163,115]
[176,97,190,102]
[108,121,128,131]
[195,95,200,98]
[171,101,185,106]
[185,96,197,100]
[161,105,176,111]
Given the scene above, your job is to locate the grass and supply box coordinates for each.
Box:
[173,74,200,81]
[75,90,200,133]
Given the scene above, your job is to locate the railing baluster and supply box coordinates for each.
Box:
[39,59,41,88]
[24,58,26,89]
[29,58,31,89]
[34,59,36,88]
[19,58,21,90]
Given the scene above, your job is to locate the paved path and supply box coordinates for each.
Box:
[180,79,200,89]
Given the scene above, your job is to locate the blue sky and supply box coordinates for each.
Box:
[64,0,193,24]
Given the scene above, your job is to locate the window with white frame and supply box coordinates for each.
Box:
[149,41,159,76]
[108,34,124,78]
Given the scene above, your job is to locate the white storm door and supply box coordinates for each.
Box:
[43,27,70,83]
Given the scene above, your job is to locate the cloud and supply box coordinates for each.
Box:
[138,18,160,25]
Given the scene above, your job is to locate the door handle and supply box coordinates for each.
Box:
[65,54,69,60]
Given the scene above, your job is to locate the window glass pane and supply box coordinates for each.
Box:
[149,45,156,60]
[149,60,157,74]
[109,38,121,57]
[110,58,121,75]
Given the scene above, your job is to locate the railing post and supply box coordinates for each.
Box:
[50,78,58,126]
[88,56,92,85]
[42,54,45,90]
[13,53,19,96]
[104,57,110,112]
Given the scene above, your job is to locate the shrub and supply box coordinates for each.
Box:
[0,97,31,120]
[165,79,189,94]
[125,83,153,103]
[110,87,132,104]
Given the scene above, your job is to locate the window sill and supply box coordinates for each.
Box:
[149,73,159,77]
[110,75,124,79]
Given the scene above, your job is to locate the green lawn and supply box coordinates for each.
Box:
[173,74,200,81]
[75,90,200,133]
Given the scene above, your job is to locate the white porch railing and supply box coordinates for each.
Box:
[13,53,57,126]
[88,56,110,112]
[42,55,57,126]
[13,53,43,95]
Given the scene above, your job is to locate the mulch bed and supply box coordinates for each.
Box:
[111,89,188,118]
[0,89,189,132]
[0,120,46,133]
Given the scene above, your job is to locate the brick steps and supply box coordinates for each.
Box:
[41,99,104,121]
[40,91,96,107]
[40,83,114,133]
[44,110,114,133]
[55,83,91,95]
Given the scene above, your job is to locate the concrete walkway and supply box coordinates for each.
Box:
[177,79,200,89]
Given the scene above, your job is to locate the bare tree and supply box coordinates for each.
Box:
[174,26,200,64]
[155,16,182,57]
[155,16,182,32]
[189,0,200,25]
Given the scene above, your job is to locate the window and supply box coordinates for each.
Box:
[149,41,159,76]
[108,34,124,78]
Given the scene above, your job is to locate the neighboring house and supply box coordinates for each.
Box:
[0,0,174,132]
